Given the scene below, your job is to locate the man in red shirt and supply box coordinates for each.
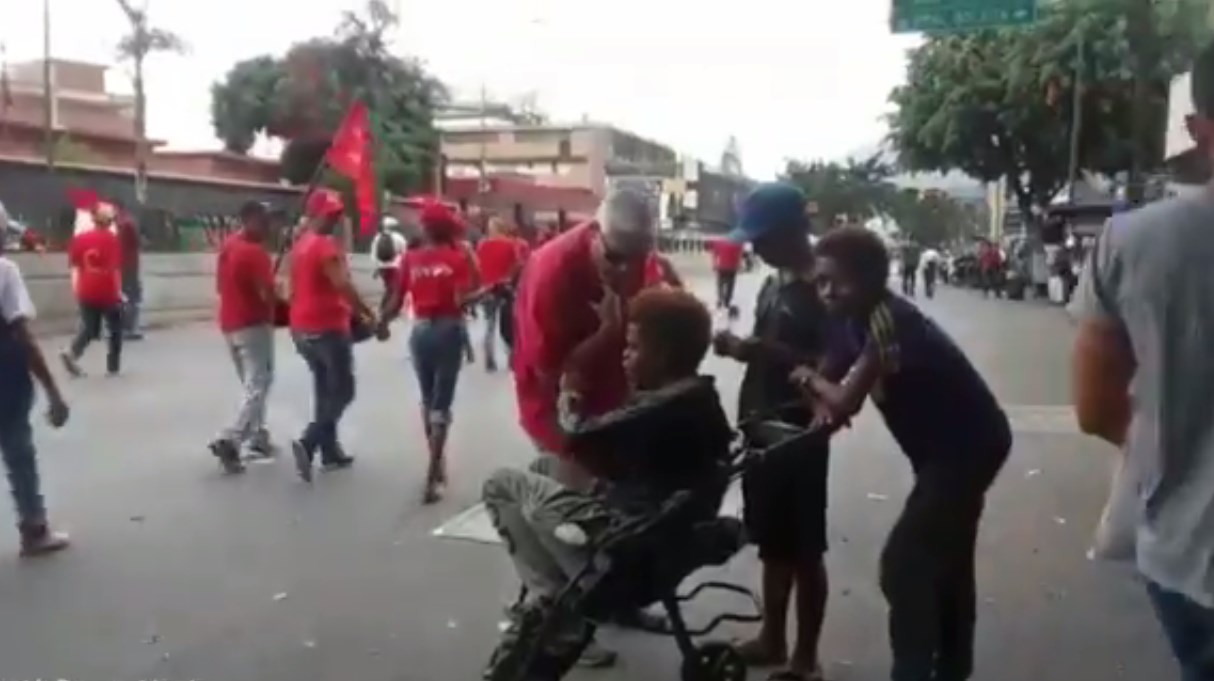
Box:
[510,188,661,666]
[113,200,144,340]
[710,237,744,315]
[287,193,375,482]
[208,201,278,474]
[61,203,124,377]
[476,216,525,372]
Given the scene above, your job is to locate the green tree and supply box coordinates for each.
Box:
[209,56,282,154]
[887,189,980,246]
[209,0,448,193]
[888,0,1206,219]
[781,155,897,230]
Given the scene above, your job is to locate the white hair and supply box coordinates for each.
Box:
[596,188,654,237]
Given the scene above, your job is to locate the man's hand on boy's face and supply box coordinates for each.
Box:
[593,289,623,330]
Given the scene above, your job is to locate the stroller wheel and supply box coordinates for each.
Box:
[681,641,746,681]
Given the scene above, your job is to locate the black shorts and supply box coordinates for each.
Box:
[742,439,830,563]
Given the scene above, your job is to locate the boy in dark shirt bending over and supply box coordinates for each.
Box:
[794,227,1011,681]
[714,183,832,681]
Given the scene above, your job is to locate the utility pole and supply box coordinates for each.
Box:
[42,0,55,170]
[478,83,489,210]
[1125,0,1157,204]
[1066,31,1085,203]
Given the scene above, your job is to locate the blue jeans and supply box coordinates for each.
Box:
[0,416,45,525]
[292,331,355,461]
[409,317,464,425]
[1147,582,1214,681]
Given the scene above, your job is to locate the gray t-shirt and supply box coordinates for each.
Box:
[1070,191,1214,607]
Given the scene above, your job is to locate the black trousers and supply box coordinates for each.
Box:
[69,303,123,374]
[292,331,355,461]
[715,269,738,308]
[881,452,1005,681]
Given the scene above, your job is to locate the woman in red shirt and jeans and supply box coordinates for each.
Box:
[288,196,375,482]
[380,201,481,503]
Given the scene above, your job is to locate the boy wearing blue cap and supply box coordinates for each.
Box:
[713,182,831,681]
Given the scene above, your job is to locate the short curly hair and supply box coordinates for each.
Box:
[628,287,712,377]
[814,226,891,298]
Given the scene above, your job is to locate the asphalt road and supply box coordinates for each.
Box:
[0,271,1171,681]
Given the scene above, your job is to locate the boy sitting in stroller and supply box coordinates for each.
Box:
[482,287,734,680]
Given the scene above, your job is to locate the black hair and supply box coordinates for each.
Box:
[239,200,269,221]
[1192,41,1214,117]
[814,226,891,297]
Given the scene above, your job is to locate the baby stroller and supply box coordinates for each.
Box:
[484,416,819,681]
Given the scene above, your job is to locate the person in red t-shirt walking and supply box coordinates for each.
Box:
[476,216,526,372]
[710,237,744,316]
[208,201,279,474]
[287,194,375,482]
[380,201,481,503]
[61,203,124,377]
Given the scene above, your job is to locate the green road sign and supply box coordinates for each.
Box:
[891,0,1037,33]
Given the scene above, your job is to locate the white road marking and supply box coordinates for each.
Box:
[432,482,745,545]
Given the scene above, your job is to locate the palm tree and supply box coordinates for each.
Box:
[114,0,185,206]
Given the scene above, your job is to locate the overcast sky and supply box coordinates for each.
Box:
[4,0,918,179]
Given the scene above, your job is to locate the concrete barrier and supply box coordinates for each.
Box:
[11,249,716,336]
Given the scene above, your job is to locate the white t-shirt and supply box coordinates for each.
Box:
[0,256,36,324]
[370,231,408,270]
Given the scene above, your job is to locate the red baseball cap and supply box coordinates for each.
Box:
[305,189,345,218]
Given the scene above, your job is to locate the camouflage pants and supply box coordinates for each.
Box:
[482,467,613,601]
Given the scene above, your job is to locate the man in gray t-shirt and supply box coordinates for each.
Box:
[1070,43,1214,680]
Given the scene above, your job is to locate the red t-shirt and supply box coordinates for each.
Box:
[216,232,274,332]
[711,239,744,272]
[477,236,523,286]
[69,227,123,306]
[512,222,645,455]
[514,237,531,262]
[118,217,140,270]
[400,243,471,319]
[289,232,351,334]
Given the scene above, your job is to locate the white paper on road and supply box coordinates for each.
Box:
[432,482,744,545]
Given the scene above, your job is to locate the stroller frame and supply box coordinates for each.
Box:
[485,417,821,681]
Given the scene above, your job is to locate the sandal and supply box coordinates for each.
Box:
[734,638,787,667]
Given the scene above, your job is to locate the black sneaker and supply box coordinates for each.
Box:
[208,439,245,474]
[291,441,313,482]
[320,454,355,472]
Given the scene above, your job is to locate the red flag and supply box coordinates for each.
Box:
[325,101,376,235]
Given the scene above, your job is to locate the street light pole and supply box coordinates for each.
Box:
[42,0,55,170]
[1066,31,1084,203]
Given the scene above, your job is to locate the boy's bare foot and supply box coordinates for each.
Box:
[736,637,787,667]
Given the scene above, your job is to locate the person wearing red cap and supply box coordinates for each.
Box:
[287,192,374,482]
[60,203,124,378]
[379,200,480,503]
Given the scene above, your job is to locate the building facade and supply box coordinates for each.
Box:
[439,122,678,198]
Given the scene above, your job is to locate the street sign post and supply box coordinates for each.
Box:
[891,0,1037,33]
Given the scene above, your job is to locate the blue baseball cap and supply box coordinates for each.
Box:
[728,182,810,243]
